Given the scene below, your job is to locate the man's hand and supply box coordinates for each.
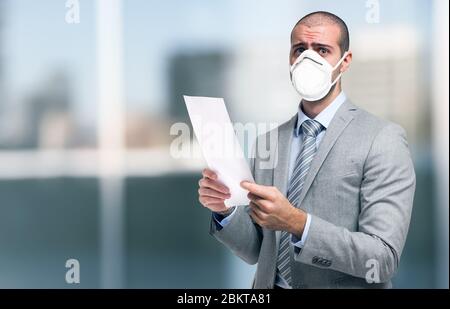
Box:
[241,181,307,238]
[198,168,232,214]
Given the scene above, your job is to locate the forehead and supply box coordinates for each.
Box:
[291,23,341,46]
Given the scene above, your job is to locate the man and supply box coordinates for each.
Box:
[198,11,415,288]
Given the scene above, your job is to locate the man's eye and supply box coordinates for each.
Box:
[295,47,305,55]
[318,48,328,55]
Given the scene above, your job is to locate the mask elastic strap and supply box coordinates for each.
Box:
[330,51,348,85]
[331,72,344,86]
[332,51,348,70]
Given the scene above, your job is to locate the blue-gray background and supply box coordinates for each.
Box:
[0,0,448,288]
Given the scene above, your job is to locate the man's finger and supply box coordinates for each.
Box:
[199,178,230,194]
[241,181,275,200]
[249,204,266,223]
[207,202,228,209]
[200,196,226,205]
[202,169,217,180]
[199,188,231,200]
[248,193,271,213]
[249,208,263,226]
[247,192,262,202]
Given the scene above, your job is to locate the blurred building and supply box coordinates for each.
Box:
[0,0,13,149]
[168,52,229,123]
[125,111,172,148]
[225,41,298,125]
[0,0,3,98]
[0,0,4,131]
[345,26,424,145]
[23,72,74,149]
[125,51,231,149]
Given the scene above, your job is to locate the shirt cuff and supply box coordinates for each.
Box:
[212,207,238,227]
[291,213,311,249]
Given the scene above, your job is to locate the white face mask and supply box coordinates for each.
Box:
[290,49,348,102]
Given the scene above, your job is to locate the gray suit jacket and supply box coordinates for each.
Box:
[210,100,416,289]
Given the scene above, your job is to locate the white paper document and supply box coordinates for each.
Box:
[184,95,255,207]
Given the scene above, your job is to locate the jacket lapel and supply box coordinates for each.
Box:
[273,115,296,195]
[272,115,296,252]
[295,100,357,208]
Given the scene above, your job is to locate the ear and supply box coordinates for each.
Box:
[340,51,352,73]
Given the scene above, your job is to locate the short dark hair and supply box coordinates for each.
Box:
[292,11,350,55]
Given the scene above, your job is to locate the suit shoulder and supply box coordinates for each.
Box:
[352,104,406,138]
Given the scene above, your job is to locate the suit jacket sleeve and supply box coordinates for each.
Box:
[209,142,263,265]
[293,123,416,282]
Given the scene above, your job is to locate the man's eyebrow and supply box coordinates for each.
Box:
[291,42,306,49]
[311,42,334,50]
[290,42,335,50]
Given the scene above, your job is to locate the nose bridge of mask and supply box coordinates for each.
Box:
[291,50,328,72]
[292,49,348,72]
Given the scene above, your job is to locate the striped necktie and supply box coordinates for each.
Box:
[276,119,324,286]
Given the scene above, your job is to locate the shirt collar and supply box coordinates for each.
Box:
[294,91,347,137]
